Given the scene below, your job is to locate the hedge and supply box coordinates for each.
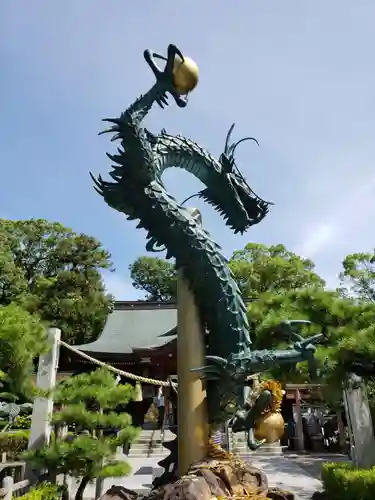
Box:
[322,462,375,500]
[17,482,63,500]
[0,430,29,459]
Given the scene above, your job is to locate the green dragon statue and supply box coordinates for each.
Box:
[91,44,324,483]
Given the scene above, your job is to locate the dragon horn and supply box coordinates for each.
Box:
[229,136,259,157]
[224,123,236,155]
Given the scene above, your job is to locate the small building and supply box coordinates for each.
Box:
[59,301,179,381]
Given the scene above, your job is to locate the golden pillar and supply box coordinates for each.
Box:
[177,208,208,476]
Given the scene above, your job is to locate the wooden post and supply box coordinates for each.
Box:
[95,409,104,500]
[336,410,346,450]
[294,389,304,451]
[177,208,208,476]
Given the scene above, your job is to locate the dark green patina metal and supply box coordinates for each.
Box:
[92,44,324,478]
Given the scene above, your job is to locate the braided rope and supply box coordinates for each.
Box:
[59,339,172,387]
[59,340,259,391]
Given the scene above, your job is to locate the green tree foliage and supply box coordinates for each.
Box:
[24,368,138,500]
[247,288,358,388]
[129,256,176,301]
[230,243,325,296]
[0,304,46,401]
[0,218,113,344]
[246,283,375,411]
[339,250,375,302]
[129,243,324,301]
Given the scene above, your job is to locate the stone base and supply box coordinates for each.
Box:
[103,450,295,500]
[256,440,283,455]
[149,457,294,500]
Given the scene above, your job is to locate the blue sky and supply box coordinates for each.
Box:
[1,1,375,299]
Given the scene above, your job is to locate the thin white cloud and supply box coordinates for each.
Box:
[296,223,336,259]
[293,168,375,288]
[294,141,375,258]
[102,272,142,301]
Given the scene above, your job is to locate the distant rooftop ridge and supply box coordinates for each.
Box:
[114,297,257,310]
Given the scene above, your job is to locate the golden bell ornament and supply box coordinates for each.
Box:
[172,56,199,95]
[254,412,285,443]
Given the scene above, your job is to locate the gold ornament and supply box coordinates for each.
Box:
[172,56,199,95]
[247,379,284,417]
[259,380,283,415]
[254,412,285,443]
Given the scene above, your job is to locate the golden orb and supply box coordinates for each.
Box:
[172,56,199,95]
[254,412,285,444]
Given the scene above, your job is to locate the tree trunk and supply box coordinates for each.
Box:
[61,484,69,500]
[75,476,90,500]
[95,408,104,500]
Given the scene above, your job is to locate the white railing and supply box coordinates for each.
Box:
[0,476,30,500]
[0,460,29,499]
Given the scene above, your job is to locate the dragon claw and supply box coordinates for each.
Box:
[191,356,230,380]
[190,365,223,380]
[144,44,190,109]
[167,44,184,66]
[205,355,227,366]
[154,90,170,109]
[247,428,266,451]
[200,374,222,381]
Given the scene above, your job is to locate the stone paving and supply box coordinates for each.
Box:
[251,456,322,500]
[284,453,349,480]
[72,452,340,499]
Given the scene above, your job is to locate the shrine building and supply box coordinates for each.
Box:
[58,299,256,381]
[58,301,179,381]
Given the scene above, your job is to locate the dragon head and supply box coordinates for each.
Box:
[199,123,272,233]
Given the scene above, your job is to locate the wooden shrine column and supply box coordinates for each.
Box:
[177,208,208,476]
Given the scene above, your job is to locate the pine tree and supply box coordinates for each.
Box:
[24,368,139,500]
[0,303,46,402]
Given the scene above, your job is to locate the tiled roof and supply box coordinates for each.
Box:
[74,298,255,354]
[74,301,177,354]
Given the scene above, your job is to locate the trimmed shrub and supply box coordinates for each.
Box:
[0,430,29,459]
[17,482,63,500]
[13,414,32,429]
[322,462,375,500]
